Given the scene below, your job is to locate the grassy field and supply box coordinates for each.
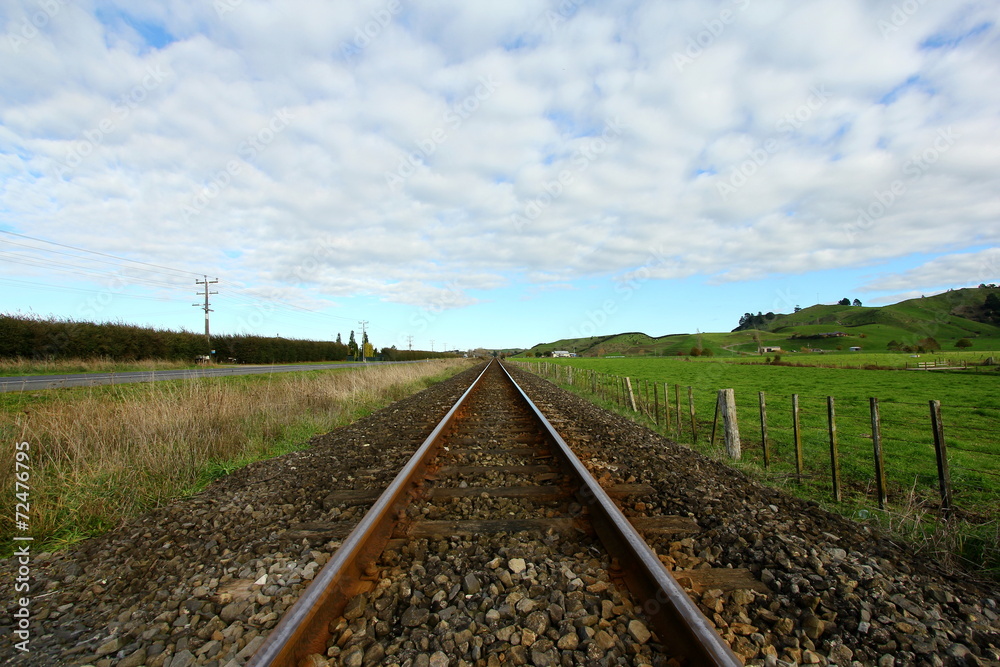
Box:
[514,356,1000,571]
[0,357,203,376]
[521,287,1000,359]
[1,359,472,555]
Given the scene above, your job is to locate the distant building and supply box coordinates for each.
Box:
[850,346,862,351]
[761,346,782,353]
[552,350,571,357]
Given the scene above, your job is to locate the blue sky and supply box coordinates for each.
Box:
[1,1,999,352]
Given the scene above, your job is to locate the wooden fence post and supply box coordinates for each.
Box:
[663,383,671,434]
[710,391,721,446]
[759,391,770,469]
[929,400,952,516]
[653,383,660,427]
[720,388,741,460]
[625,377,638,412]
[674,384,682,438]
[792,394,803,483]
[828,396,841,502]
[688,386,697,444]
[870,397,887,510]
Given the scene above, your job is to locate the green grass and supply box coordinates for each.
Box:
[0,360,472,556]
[515,287,1000,359]
[516,356,1000,571]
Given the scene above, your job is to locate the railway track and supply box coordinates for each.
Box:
[249,359,741,666]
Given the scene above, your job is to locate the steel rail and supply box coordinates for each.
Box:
[250,358,740,666]
[247,360,494,667]
[496,360,742,666]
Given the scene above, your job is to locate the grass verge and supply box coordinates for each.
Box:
[1,359,471,555]
[516,362,1000,578]
[0,357,202,376]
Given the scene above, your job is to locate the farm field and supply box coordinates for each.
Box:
[513,356,1000,568]
[0,359,471,556]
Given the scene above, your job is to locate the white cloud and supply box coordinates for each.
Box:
[1,0,999,315]
[862,248,1000,293]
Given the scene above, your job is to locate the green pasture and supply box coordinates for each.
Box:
[518,357,1000,517]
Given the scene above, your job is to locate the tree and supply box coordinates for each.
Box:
[955,338,973,349]
[794,305,802,312]
[985,293,1000,320]
[887,340,902,351]
[838,298,851,306]
[852,299,862,307]
[918,337,941,352]
[689,347,702,357]
[348,330,358,357]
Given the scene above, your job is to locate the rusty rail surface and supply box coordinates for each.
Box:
[496,361,741,666]
[249,358,740,666]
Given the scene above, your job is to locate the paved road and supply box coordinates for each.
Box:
[0,360,430,392]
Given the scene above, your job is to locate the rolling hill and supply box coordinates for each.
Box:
[517,286,1000,357]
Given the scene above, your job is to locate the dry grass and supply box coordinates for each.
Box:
[0,356,199,376]
[1,359,471,552]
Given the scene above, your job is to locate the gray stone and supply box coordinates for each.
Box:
[402,605,430,627]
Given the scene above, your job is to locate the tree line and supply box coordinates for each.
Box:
[0,314,453,364]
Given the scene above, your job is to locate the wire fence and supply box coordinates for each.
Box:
[513,360,1000,518]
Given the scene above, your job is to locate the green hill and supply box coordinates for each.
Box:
[516,286,1000,357]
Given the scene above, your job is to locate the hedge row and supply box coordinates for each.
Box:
[0,314,351,364]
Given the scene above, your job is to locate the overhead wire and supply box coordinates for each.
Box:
[1,230,363,329]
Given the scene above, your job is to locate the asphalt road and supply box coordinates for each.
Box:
[0,360,430,393]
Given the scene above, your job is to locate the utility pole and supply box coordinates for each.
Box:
[406,335,413,350]
[358,320,369,362]
[194,276,219,350]
[430,339,435,352]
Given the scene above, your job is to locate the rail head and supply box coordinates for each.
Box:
[248,360,496,667]
[497,360,742,667]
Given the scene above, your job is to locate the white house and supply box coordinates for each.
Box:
[552,350,571,357]
[761,346,782,353]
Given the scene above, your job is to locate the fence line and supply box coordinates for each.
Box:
[513,360,999,516]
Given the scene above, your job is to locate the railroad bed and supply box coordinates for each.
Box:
[1,361,999,666]
[250,359,738,666]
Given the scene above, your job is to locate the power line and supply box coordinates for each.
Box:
[1,231,367,335]
[0,277,176,302]
[359,320,369,362]
[0,230,204,278]
[194,276,219,347]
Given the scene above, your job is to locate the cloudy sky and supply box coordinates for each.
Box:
[2,0,999,351]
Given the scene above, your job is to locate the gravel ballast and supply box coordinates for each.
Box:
[1,360,997,666]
